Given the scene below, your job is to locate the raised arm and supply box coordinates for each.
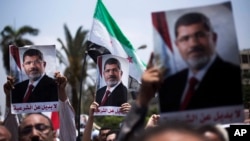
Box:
[81,102,99,141]
[54,72,76,141]
[3,76,19,141]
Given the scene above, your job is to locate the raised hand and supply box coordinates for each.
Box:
[145,114,160,129]
[137,53,162,106]
[120,103,131,114]
[3,76,15,107]
[54,72,68,101]
[89,102,99,117]
[3,76,15,96]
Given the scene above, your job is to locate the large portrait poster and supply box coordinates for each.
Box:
[95,54,129,116]
[152,2,244,124]
[10,45,58,114]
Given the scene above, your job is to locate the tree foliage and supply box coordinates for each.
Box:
[95,116,124,129]
[57,24,96,113]
[0,25,39,73]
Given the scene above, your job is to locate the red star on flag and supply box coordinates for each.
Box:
[127,56,133,63]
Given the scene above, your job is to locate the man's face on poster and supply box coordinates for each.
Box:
[103,64,123,88]
[175,22,217,71]
[23,55,46,81]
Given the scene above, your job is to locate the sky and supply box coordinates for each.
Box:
[0,0,249,116]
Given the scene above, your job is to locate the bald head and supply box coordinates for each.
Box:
[0,125,11,141]
[139,121,206,141]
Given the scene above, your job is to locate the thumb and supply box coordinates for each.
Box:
[147,52,154,69]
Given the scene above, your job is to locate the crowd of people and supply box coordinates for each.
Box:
[0,11,250,141]
[0,54,249,141]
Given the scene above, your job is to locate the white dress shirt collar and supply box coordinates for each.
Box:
[106,81,122,93]
[187,54,216,81]
[28,73,46,87]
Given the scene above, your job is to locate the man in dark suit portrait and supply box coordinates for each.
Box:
[158,12,243,112]
[96,57,128,106]
[11,48,58,103]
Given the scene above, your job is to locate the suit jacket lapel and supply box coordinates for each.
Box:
[21,80,30,99]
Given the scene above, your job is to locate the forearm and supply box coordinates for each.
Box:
[81,115,94,141]
[3,92,19,141]
[58,99,76,141]
[58,89,67,102]
[5,95,10,108]
[3,107,19,141]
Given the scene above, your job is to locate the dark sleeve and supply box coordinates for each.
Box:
[121,86,128,104]
[49,80,58,101]
[41,76,58,102]
[117,102,148,141]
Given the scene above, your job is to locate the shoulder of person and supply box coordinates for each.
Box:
[217,58,240,72]
[165,69,188,81]
[14,79,29,87]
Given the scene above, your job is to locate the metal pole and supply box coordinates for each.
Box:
[76,50,88,141]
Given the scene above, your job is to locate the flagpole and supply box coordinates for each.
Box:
[76,50,88,141]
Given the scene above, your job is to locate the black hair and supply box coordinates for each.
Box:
[23,48,44,62]
[100,126,112,131]
[106,129,120,137]
[174,12,213,37]
[104,58,121,70]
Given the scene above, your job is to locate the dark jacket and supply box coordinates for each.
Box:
[11,75,58,103]
[159,56,243,112]
[96,83,128,106]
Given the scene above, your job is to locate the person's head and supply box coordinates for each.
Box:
[174,12,217,73]
[139,121,206,141]
[197,124,228,141]
[98,127,111,141]
[80,114,89,127]
[22,49,46,82]
[19,113,56,141]
[91,129,100,141]
[0,125,11,141]
[103,58,123,88]
[106,130,119,141]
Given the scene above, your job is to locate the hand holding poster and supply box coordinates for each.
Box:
[152,1,244,124]
[9,45,58,114]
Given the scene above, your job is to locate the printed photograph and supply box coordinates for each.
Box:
[10,45,58,113]
[152,1,244,124]
[96,54,129,107]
